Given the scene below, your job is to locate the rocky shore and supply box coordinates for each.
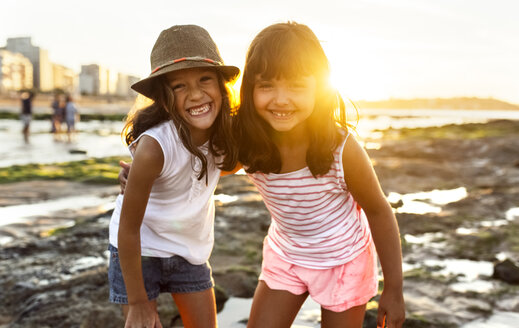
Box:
[1,119,519,327]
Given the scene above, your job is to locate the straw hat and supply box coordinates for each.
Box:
[131,25,240,99]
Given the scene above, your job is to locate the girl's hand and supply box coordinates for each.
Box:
[377,288,405,328]
[125,302,163,328]
[118,160,132,194]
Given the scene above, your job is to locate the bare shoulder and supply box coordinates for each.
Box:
[131,135,164,176]
[342,133,370,172]
[341,132,388,213]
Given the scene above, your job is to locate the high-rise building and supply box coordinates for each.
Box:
[0,49,33,93]
[116,73,139,97]
[6,37,53,91]
[79,64,105,95]
[79,64,137,97]
[52,63,76,93]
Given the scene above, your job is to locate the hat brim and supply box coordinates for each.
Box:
[131,61,240,99]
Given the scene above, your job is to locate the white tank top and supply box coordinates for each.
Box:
[247,132,372,269]
[109,121,220,264]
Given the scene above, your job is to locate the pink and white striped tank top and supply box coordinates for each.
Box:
[247,133,372,269]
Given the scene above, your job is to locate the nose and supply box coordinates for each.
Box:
[273,88,289,106]
[187,84,204,100]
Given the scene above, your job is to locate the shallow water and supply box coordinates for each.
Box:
[3,109,519,168]
[355,108,519,138]
[0,193,116,245]
[1,119,127,167]
[217,296,323,327]
[387,187,468,214]
[460,311,519,328]
[423,258,495,293]
[0,194,114,227]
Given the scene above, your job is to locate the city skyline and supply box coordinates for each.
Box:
[1,36,139,97]
[2,0,519,104]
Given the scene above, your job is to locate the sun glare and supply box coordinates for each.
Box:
[324,42,390,102]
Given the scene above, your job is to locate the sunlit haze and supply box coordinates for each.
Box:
[2,0,518,103]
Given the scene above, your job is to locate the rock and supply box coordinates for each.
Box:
[213,269,258,298]
[214,285,229,312]
[390,198,404,209]
[69,149,87,154]
[493,259,519,284]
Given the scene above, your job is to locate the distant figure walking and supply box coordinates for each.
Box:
[64,95,79,143]
[51,93,65,141]
[20,91,35,144]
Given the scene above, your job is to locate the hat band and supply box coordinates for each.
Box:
[151,56,223,74]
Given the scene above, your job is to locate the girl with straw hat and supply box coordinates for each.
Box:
[108,24,239,327]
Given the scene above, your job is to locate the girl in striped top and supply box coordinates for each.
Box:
[235,22,405,328]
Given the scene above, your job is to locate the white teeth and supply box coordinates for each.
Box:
[188,104,210,116]
[271,111,293,117]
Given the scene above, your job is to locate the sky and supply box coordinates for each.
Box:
[2,0,519,104]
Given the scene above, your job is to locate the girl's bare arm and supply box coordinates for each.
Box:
[118,136,163,326]
[342,135,405,328]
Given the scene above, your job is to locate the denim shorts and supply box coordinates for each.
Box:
[107,244,214,304]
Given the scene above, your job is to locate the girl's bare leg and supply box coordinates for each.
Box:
[247,281,308,328]
[172,288,217,328]
[321,303,367,328]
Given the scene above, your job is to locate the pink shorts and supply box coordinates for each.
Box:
[259,240,378,312]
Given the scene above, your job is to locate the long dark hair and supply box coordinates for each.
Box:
[235,22,354,177]
[123,71,238,181]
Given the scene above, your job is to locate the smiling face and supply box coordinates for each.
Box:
[252,75,317,132]
[166,67,222,139]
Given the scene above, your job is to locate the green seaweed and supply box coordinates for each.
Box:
[0,156,131,184]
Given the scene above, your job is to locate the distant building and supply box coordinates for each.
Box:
[0,49,33,93]
[6,37,53,91]
[116,73,140,97]
[80,63,138,97]
[52,63,77,93]
[107,69,119,95]
[79,64,110,96]
[79,64,117,96]
[79,64,105,96]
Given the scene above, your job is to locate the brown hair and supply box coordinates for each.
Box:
[123,70,237,181]
[235,22,354,176]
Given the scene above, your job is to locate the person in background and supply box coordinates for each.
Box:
[20,90,35,144]
[51,93,65,141]
[64,94,79,143]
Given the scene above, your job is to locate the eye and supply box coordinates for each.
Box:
[200,75,214,83]
[171,83,185,92]
[256,81,273,90]
[289,80,307,89]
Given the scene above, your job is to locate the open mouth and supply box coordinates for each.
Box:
[188,103,211,116]
[270,110,294,118]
